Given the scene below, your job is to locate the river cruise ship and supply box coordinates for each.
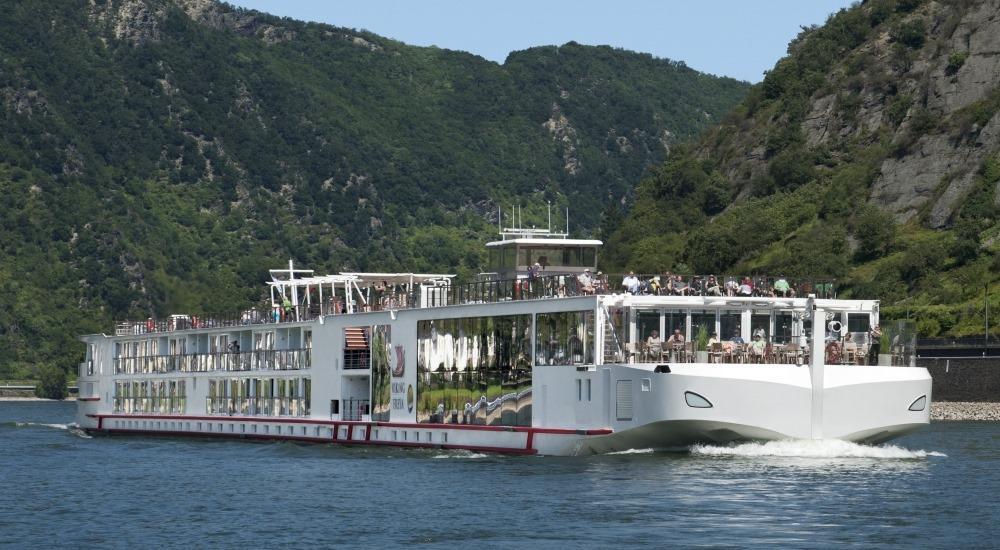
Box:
[75,224,930,455]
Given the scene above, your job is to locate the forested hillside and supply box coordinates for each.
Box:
[0,0,749,377]
[607,0,999,340]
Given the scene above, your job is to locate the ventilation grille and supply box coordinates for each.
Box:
[616,380,633,421]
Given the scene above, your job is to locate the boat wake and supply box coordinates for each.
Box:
[432,451,489,459]
[607,448,655,455]
[13,421,71,430]
[690,439,946,459]
[8,421,92,438]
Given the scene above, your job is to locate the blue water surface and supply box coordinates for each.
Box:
[1,401,997,548]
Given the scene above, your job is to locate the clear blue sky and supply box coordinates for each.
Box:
[227,0,854,82]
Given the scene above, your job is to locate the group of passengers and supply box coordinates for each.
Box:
[620,272,797,298]
[641,326,779,363]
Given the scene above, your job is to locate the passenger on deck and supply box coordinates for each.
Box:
[725,277,739,296]
[577,269,595,295]
[663,272,675,295]
[668,329,685,345]
[773,276,793,297]
[750,335,766,361]
[705,275,723,296]
[708,332,721,348]
[647,330,662,349]
[738,277,753,296]
[673,275,689,296]
[690,275,704,295]
[647,276,661,295]
[527,262,541,281]
[844,332,858,364]
[730,332,745,345]
[622,271,640,295]
[868,325,882,365]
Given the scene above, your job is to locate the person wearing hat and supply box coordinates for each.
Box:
[577,268,595,295]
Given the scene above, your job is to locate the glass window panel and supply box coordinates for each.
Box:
[664,309,687,342]
[720,310,743,342]
[774,311,796,344]
[637,310,661,348]
[417,315,532,426]
[847,313,871,334]
[535,311,595,366]
[691,310,716,343]
[370,325,392,422]
[751,311,771,342]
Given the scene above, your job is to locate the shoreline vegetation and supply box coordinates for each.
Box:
[2,398,997,422]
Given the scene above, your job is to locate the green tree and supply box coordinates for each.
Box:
[34,365,67,400]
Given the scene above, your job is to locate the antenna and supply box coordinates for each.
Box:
[518,204,522,230]
[547,201,551,232]
[498,205,501,235]
[566,207,569,235]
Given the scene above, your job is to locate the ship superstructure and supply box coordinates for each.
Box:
[75,220,929,455]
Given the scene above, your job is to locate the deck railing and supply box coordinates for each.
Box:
[341,398,370,421]
[113,349,310,374]
[113,274,836,335]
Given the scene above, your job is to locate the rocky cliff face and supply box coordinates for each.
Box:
[700,0,1000,228]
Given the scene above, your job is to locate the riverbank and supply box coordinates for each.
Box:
[0,396,77,402]
[931,401,1000,421]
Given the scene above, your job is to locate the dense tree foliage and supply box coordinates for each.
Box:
[0,0,749,378]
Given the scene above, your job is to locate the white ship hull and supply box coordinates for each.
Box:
[77,360,930,456]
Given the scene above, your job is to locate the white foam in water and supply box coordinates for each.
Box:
[690,439,946,459]
[607,448,655,455]
[16,422,71,430]
[432,452,488,459]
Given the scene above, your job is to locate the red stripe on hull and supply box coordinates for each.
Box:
[90,414,613,436]
[89,428,538,455]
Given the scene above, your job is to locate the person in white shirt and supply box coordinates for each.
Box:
[622,271,640,294]
[577,269,595,294]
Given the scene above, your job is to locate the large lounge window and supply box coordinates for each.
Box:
[536,310,595,366]
[416,315,532,426]
[720,310,742,341]
[664,309,686,341]
[774,311,796,344]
